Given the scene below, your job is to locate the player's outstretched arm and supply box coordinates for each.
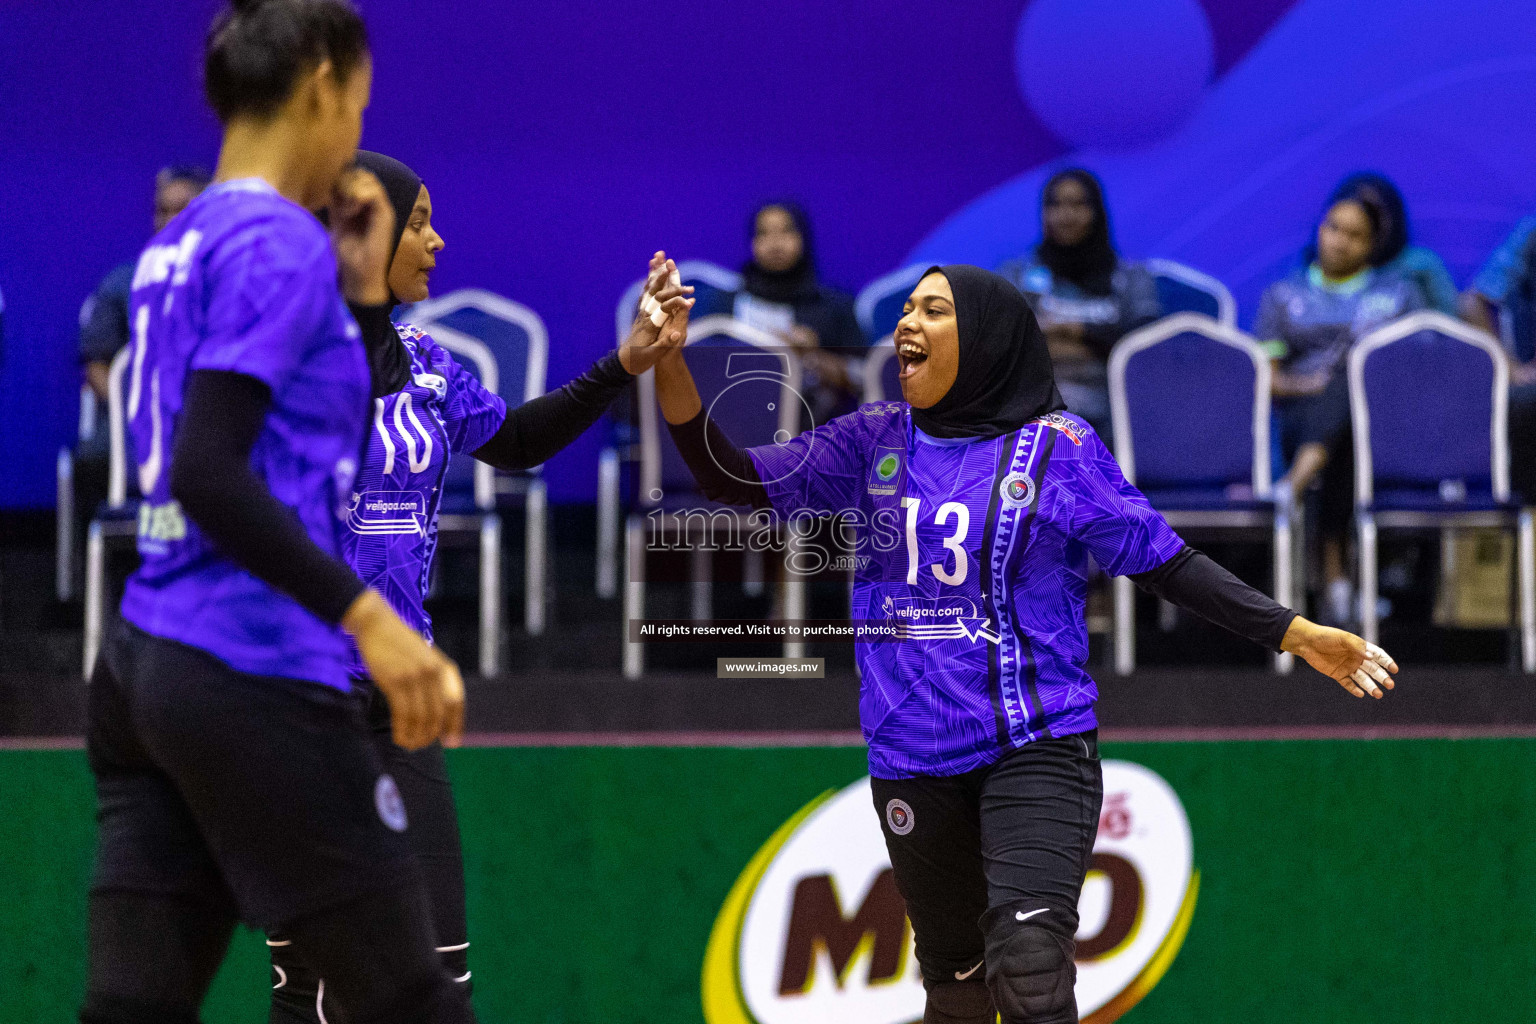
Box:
[1280,617,1398,699]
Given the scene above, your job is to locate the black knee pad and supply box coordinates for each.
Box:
[268,937,323,1024]
[922,977,995,1024]
[983,909,1076,1023]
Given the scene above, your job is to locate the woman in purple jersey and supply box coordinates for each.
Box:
[75,3,566,1023]
[268,152,694,1023]
[653,265,1398,1024]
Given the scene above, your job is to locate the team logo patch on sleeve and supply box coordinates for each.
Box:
[999,471,1036,509]
[867,448,904,496]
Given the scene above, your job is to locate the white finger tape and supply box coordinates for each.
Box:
[641,267,683,327]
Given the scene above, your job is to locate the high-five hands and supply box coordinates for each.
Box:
[618,251,694,375]
[1280,616,1399,698]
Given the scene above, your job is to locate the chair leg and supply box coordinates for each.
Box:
[57,449,75,603]
[1358,512,1380,645]
[1519,509,1535,675]
[1112,575,1135,675]
[595,447,619,599]
[742,547,764,597]
[479,513,502,678]
[783,521,807,660]
[83,520,106,679]
[690,546,712,622]
[1274,509,1295,674]
[623,514,645,680]
[525,478,548,636]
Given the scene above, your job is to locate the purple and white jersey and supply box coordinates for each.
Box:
[340,323,506,673]
[119,179,370,690]
[749,403,1183,779]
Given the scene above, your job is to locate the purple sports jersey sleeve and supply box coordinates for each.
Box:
[441,347,508,454]
[747,406,881,516]
[1067,431,1185,577]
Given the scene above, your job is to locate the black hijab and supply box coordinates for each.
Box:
[1035,168,1118,297]
[909,265,1065,441]
[351,150,423,396]
[741,200,819,304]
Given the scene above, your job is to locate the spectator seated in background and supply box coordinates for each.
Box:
[1258,187,1426,623]
[996,168,1161,439]
[695,200,865,426]
[1314,172,1459,316]
[73,165,208,527]
[1461,212,1536,502]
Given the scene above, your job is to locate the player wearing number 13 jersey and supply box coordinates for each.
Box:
[656,264,1397,1024]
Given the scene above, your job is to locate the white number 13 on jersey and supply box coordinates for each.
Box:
[902,497,970,586]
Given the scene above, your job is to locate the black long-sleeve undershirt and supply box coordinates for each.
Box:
[171,370,367,626]
[470,351,633,471]
[667,407,1297,652]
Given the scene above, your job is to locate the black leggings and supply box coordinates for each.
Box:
[81,624,473,1024]
[270,684,471,1023]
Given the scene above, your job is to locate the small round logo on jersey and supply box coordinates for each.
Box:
[1000,471,1036,508]
[375,774,408,833]
[876,453,900,482]
[886,798,915,835]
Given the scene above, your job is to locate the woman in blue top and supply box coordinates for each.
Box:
[655,264,1397,1024]
[268,151,694,1022]
[1257,189,1425,624]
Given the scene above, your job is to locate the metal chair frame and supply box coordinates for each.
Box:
[1108,313,1293,674]
[82,348,136,678]
[402,289,551,675]
[1348,311,1534,672]
[1145,258,1238,327]
[624,315,808,678]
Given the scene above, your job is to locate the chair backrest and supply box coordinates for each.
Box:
[637,315,803,504]
[855,264,929,342]
[405,289,549,510]
[1349,311,1509,505]
[1145,259,1236,326]
[79,385,99,440]
[105,345,135,507]
[861,335,903,403]
[1108,313,1270,495]
[615,261,742,346]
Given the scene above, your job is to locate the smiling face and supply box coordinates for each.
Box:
[895,272,960,408]
[386,184,445,303]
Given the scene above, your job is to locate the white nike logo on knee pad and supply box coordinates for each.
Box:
[1014,908,1048,923]
[954,960,984,980]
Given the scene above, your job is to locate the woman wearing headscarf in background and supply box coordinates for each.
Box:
[997,169,1162,440]
[698,200,866,425]
[1257,185,1425,626]
[1311,172,1458,315]
[269,152,694,1023]
[653,262,1395,1024]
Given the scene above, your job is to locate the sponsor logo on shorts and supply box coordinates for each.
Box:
[701,764,1198,1024]
[999,471,1036,509]
[885,799,915,836]
[375,774,408,833]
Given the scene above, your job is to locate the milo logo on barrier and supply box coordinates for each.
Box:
[702,761,1198,1024]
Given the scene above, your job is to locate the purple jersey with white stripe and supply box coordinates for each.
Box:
[749,403,1183,778]
[340,322,506,673]
[119,179,371,690]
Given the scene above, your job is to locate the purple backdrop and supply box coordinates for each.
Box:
[0,0,1291,508]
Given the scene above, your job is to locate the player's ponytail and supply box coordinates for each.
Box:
[204,0,368,124]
